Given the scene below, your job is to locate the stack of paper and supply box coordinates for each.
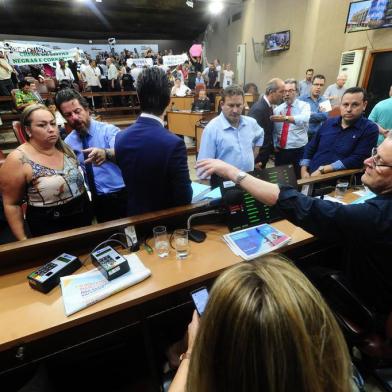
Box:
[191,182,211,203]
[191,182,222,203]
[60,254,151,316]
[223,224,291,261]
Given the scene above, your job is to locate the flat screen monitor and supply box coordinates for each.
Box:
[345,0,392,33]
[264,30,290,52]
[217,165,298,232]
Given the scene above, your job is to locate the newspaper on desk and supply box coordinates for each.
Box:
[60,254,151,316]
[223,224,291,261]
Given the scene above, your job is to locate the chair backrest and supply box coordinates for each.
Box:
[12,121,26,145]
[0,149,5,167]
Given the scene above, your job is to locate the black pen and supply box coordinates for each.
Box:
[255,227,274,246]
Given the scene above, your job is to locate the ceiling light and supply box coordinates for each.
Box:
[186,0,194,7]
[209,1,224,14]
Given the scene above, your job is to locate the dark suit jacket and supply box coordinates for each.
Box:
[248,96,274,148]
[115,116,193,216]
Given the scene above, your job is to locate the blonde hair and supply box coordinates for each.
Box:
[187,255,352,392]
[20,104,76,159]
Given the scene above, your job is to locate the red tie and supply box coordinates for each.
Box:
[279,104,291,149]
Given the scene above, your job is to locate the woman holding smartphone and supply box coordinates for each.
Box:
[169,255,353,392]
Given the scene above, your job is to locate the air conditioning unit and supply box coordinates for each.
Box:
[338,49,365,88]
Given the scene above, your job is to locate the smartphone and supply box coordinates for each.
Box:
[191,286,209,316]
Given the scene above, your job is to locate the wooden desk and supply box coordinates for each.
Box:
[297,168,363,196]
[0,220,312,354]
[297,168,363,186]
[170,96,194,111]
[196,125,204,153]
[167,111,215,137]
[215,93,259,112]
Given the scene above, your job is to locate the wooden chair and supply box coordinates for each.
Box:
[0,149,5,167]
[12,121,26,145]
[10,89,18,109]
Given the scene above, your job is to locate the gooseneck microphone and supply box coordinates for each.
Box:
[187,188,245,243]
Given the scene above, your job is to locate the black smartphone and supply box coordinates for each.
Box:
[191,286,209,316]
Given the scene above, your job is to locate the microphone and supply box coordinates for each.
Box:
[187,188,245,243]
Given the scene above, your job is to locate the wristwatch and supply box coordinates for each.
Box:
[235,171,247,185]
[284,115,289,122]
[319,166,325,174]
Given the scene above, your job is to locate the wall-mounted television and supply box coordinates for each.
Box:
[345,0,392,33]
[264,30,290,53]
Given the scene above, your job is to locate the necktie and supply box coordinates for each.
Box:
[81,135,98,198]
[279,104,292,149]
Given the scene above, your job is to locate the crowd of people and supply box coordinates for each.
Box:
[0,45,234,104]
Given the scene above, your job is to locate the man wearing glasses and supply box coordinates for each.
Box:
[300,87,378,178]
[299,74,329,137]
[196,133,392,314]
[271,79,310,178]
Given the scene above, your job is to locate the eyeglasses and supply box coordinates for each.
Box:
[371,147,392,168]
[284,89,296,94]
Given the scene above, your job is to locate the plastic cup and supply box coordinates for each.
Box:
[153,226,169,258]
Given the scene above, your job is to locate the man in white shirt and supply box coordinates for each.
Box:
[107,57,120,105]
[171,78,191,97]
[0,51,14,96]
[55,59,74,83]
[324,73,348,107]
[130,63,141,89]
[272,78,311,178]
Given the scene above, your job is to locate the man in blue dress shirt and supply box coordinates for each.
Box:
[300,87,378,178]
[197,85,264,177]
[56,89,127,222]
[298,68,313,97]
[271,79,310,178]
[299,74,329,137]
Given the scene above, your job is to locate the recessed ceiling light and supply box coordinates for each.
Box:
[209,1,224,14]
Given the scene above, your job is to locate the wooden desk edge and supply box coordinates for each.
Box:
[0,203,205,262]
[297,168,363,186]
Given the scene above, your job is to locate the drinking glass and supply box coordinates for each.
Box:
[153,226,169,258]
[174,229,189,260]
[335,179,349,200]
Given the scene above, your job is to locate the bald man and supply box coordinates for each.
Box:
[324,73,348,107]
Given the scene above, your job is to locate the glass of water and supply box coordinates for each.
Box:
[335,179,349,200]
[174,229,189,260]
[153,226,169,258]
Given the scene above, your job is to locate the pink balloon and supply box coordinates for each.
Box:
[189,44,203,57]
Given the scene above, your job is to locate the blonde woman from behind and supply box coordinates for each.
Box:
[169,255,352,392]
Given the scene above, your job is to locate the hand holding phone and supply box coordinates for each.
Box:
[191,286,209,316]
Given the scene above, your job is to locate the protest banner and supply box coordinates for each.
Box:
[163,53,189,67]
[4,41,78,66]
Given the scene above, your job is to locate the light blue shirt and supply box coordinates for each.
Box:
[299,79,312,97]
[298,93,329,135]
[369,97,392,145]
[273,99,310,149]
[197,112,264,174]
[65,119,125,195]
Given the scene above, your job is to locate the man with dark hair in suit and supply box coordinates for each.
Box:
[248,78,285,168]
[115,67,193,216]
